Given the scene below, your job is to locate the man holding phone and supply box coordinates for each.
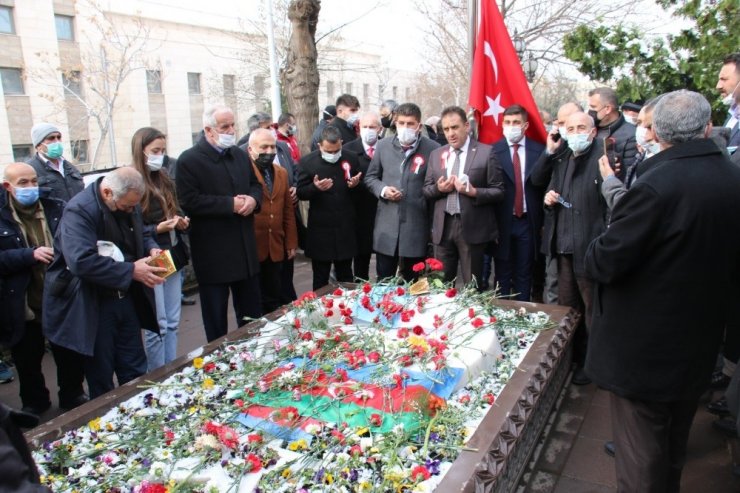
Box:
[588,87,638,174]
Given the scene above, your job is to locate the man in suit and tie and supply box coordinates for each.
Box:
[343,112,381,281]
[717,52,740,157]
[492,105,546,301]
[422,106,504,287]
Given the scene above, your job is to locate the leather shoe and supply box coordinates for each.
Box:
[571,368,592,386]
[709,370,731,389]
[712,417,739,438]
[21,401,51,417]
[604,440,615,457]
[181,295,196,306]
[60,394,89,411]
[707,396,730,416]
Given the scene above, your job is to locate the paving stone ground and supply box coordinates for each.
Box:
[2,253,738,492]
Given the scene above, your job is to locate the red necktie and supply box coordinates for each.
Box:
[367,146,374,158]
[512,144,524,217]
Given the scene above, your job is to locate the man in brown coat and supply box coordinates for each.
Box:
[247,129,298,314]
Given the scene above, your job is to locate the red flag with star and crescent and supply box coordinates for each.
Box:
[468,0,547,145]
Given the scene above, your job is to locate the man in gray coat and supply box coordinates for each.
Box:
[364,103,440,281]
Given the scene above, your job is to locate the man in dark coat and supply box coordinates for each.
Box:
[542,111,608,386]
[584,90,740,492]
[297,125,362,290]
[0,163,86,415]
[423,106,505,287]
[176,104,263,342]
[491,105,545,300]
[311,105,337,152]
[26,122,84,202]
[343,111,380,281]
[327,93,360,145]
[43,167,164,399]
[0,403,49,491]
[587,87,638,172]
[364,103,440,281]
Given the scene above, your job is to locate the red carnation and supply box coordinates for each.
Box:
[412,261,426,272]
[397,327,409,338]
[245,452,262,473]
[349,444,363,457]
[140,483,167,493]
[426,258,444,271]
[468,308,475,318]
[396,286,406,296]
[368,351,381,363]
[445,288,457,298]
[471,317,484,329]
[362,283,372,293]
[369,413,383,427]
[411,465,431,481]
[412,325,425,335]
[483,393,495,405]
[333,288,344,296]
[293,318,302,329]
[247,433,263,444]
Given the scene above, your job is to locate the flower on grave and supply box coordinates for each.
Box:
[245,452,262,473]
[136,481,168,493]
[483,393,495,405]
[287,439,308,451]
[193,357,204,369]
[471,317,485,329]
[412,261,426,272]
[369,413,383,427]
[445,288,457,298]
[410,465,431,482]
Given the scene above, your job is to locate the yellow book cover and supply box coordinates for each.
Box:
[147,250,177,279]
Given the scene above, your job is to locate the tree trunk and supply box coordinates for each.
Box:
[282,0,321,156]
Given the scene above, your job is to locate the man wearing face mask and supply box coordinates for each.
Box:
[44,167,165,399]
[343,112,381,281]
[717,53,740,153]
[378,99,399,140]
[297,126,362,290]
[0,163,87,415]
[26,123,84,202]
[490,105,545,300]
[542,111,608,386]
[620,102,642,126]
[587,87,638,173]
[247,129,297,314]
[328,94,361,144]
[276,112,301,162]
[176,104,263,342]
[364,103,441,281]
[310,105,337,152]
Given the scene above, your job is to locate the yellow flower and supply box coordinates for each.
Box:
[287,439,308,451]
[193,357,204,369]
[407,335,430,353]
[202,378,214,389]
[106,423,115,431]
[88,417,101,431]
[281,468,292,478]
[94,443,104,450]
[324,473,334,484]
[356,481,373,492]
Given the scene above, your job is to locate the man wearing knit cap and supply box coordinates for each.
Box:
[27,123,84,202]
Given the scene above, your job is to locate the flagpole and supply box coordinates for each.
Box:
[468,0,479,138]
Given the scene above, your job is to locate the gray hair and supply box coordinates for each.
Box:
[652,90,711,145]
[202,104,232,128]
[588,87,618,109]
[380,99,399,112]
[642,95,663,114]
[102,167,145,200]
[247,112,272,131]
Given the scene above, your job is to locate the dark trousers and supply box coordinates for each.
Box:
[199,276,262,342]
[259,259,283,315]
[610,392,698,493]
[85,296,147,399]
[434,214,485,287]
[557,254,594,366]
[311,259,353,291]
[279,257,297,304]
[49,343,86,405]
[353,253,372,282]
[10,320,49,408]
[494,215,534,301]
[376,252,425,282]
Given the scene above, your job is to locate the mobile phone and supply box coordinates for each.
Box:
[552,131,561,142]
[603,137,616,169]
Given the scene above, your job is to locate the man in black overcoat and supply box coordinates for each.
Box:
[176,104,263,342]
[584,90,740,492]
[297,125,362,290]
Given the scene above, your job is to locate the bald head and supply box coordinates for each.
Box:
[556,102,583,127]
[3,163,39,203]
[566,112,596,133]
[3,162,37,183]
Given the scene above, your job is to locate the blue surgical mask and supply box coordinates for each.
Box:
[45,142,64,159]
[567,133,592,154]
[346,113,359,126]
[14,186,40,206]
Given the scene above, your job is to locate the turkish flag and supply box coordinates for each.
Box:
[468,0,547,145]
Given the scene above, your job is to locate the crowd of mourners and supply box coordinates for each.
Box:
[1,52,740,493]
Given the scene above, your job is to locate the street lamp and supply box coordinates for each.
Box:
[512,29,537,83]
[513,30,526,59]
[524,53,538,83]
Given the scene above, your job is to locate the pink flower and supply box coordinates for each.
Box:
[412,261,426,272]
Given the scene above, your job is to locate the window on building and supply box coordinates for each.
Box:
[146,70,162,93]
[0,6,15,34]
[62,71,82,97]
[0,67,24,95]
[327,81,335,99]
[187,72,201,94]
[253,75,264,98]
[223,74,235,95]
[55,14,74,41]
[392,86,398,99]
[12,145,33,162]
[345,82,352,94]
[71,140,88,163]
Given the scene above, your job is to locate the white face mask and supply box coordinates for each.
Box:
[397,126,418,146]
[321,150,342,163]
[558,126,569,142]
[346,113,359,126]
[624,115,637,125]
[567,133,592,154]
[722,80,740,106]
[502,125,524,144]
[644,141,661,156]
[635,125,649,148]
[360,128,378,146]
[216,133,235,149]
[146,153,164,171]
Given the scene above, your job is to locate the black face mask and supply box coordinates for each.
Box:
[381,116,392,129]
[112,209,132,220]
[588,109,602,128]
[254,152,276,167]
